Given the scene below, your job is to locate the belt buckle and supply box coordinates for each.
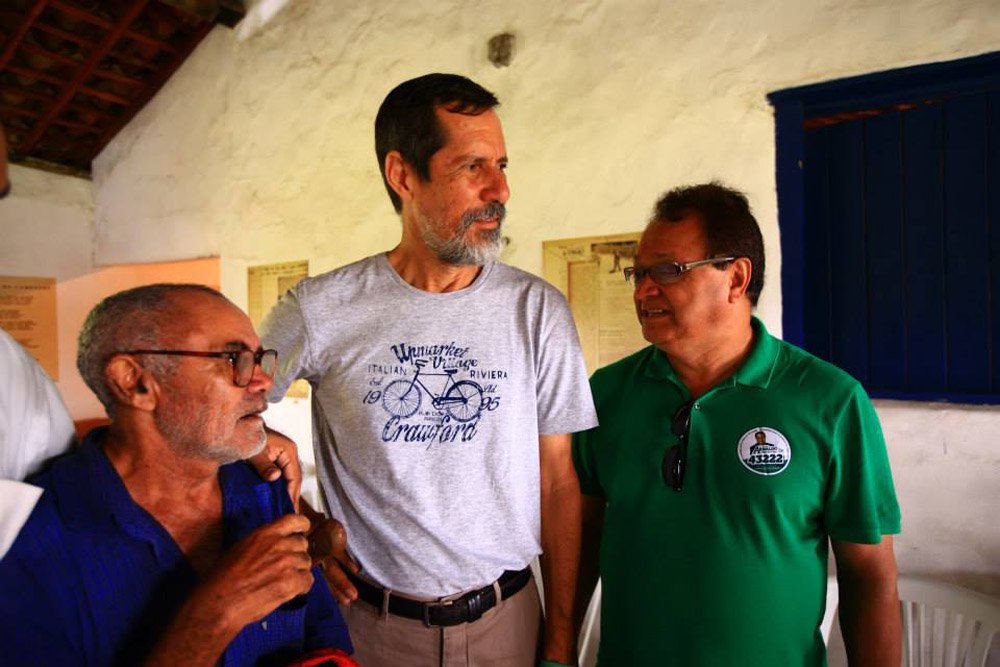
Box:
[463,589,488,623]
[422,598,454,628]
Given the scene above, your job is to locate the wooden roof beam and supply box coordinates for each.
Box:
[19,40,146,89]
[5,64,130,105]
[0,0,51,72]
[0,104,100,134]
[0,84,118,121]
[49,1,178,54]
[96,18,210,150]
[20,0,149,154]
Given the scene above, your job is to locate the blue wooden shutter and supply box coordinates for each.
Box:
[771,52,1000,403]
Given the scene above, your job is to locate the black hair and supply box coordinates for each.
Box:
[651,182,765,306]
[374,73,499,213]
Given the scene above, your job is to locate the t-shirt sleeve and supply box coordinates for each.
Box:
[823,384,901,544]
[260,287,314,402]
[535,291,598,435]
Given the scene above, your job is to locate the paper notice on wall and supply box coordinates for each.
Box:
[0,276,59,379]
[248,260,309,328]
[543,233,646,375]
[248,260,310,399]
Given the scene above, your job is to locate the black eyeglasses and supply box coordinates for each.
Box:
[119,348,278,387]
[623,257,738,287]
[662,400,693,492]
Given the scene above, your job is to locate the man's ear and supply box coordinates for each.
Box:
[728,257,753,303]
[384,150,417,205]
[105,355,157,412]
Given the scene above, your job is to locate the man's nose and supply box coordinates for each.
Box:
[482,166,509,204]
[247,364,274,393]
[633,272,662,299]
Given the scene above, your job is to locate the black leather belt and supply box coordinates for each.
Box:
[348,567,533,627]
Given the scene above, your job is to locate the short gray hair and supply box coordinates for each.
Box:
[77,283,228,415]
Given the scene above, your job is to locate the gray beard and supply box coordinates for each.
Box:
[420,202,506,266]
[155,403,266,465]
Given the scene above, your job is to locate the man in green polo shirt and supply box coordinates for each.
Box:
[573,182,901,666]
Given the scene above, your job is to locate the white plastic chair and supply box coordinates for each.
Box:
[897,576,1000,667]
[823,575,1000,666]
[821,575,840,644]
[577,579,601,667]
[576,575,1000,666]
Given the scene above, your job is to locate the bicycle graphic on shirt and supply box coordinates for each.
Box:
[380,359,484,422]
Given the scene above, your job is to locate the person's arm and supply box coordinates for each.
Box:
[302,498,360,605]
[246,428,359,605]
[831,536,901,666]
[301,539,354,654]
[145,514,315,666]
[575,494,604,633]
[539,433,582,665]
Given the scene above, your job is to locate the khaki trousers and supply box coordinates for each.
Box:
[341,575,542,667]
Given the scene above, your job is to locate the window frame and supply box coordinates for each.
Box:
[768,51,1000,404]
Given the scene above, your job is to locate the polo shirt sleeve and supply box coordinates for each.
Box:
[823,384,901,544]
[260,286,315,401]
[572,425,606,498]
[572,372,607,499]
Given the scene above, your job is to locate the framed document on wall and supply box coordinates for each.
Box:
[248,260,310,399]
[543,233,646,376]
[0,276,59,379]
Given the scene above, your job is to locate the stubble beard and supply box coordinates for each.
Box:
[155,398,267,465]
[418,202,506,266]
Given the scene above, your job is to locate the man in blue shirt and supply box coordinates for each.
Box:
[0,284,352,666]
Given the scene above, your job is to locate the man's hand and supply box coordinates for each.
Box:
[302,500,360,605]
[249,428,303,510]
[146,514,315,665]
[198,513,315,624]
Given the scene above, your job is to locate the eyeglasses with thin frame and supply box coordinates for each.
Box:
[623,257,738,287]
[119,348,278,388]
[662,400,693,492]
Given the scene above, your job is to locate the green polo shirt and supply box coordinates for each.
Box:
[573,318,900,666]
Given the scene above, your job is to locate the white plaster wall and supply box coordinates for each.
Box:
[88,0,1000,605]
[879,401,1000,591]
[0,165,93,281]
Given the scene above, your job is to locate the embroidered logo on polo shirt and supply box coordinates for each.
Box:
[737,427,791,476]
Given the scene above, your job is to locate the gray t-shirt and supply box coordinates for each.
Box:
[261,254,598,597]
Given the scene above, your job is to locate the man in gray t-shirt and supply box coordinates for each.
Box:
[261,73,597,667]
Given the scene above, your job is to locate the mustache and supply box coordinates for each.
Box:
[241,397,267,417]
[459,201,506,231]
